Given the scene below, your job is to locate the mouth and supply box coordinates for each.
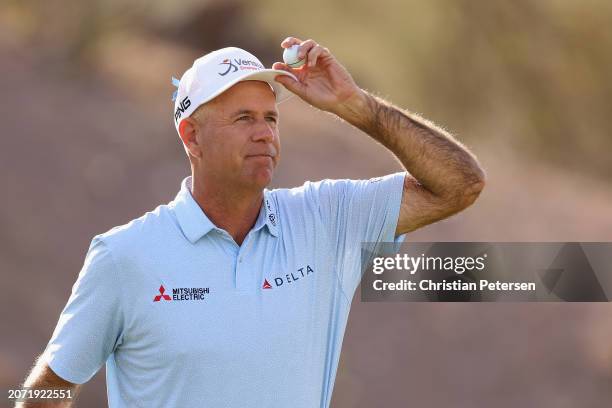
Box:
[245,154,275,159]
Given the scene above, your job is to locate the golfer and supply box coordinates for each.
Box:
[18,37,485,407]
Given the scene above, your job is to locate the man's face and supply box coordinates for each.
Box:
[194,81,280,191]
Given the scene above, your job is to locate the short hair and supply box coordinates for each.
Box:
[180,101,214,159]
[191,102,212,123]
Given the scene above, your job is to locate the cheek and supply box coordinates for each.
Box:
[274,131,281,153]
[202,130,240,158]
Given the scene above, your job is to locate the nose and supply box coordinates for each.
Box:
[250,118,275,143]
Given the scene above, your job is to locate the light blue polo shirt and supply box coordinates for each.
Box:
[44,172,406,408]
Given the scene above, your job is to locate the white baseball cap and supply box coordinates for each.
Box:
[171,47,297,134]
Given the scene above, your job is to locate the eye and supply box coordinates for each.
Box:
[236,115,251,122]
[266,116,278,123]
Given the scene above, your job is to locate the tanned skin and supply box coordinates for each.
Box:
[18,36,484,407]
[272,37,486,236]
[340,91,485,234]
[15,356,79,407]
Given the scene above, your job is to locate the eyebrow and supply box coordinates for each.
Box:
[231,109,278,118]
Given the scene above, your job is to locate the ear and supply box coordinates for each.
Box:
[178,118,203,159]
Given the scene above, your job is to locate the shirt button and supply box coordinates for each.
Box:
[238,258,243,263]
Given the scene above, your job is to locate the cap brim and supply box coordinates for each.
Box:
[205,69,298,106]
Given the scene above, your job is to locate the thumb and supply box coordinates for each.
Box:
[274,72,305,95]
[273,62,306,94]
[272,61,295,73]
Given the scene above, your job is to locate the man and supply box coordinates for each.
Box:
[19,37,485,407]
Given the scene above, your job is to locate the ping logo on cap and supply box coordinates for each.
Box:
[174,96,191,123]
[218,58,264,76]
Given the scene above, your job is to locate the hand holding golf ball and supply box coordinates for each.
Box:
[283,44,306,68]
[273,37,364,115]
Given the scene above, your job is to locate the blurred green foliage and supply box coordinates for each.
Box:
[3,0,611,179]
[253,0,612,179]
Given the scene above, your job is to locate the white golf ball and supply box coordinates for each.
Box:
[283,44,305,68]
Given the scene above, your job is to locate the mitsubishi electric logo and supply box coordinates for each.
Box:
[153,285,171,301]
[218,58,264,76]
[262,265,315,289]
[153,285,210,302]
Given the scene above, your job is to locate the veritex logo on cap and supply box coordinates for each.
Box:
[218,58,264,76]
[153,285,210,302]
[171,47,297,133]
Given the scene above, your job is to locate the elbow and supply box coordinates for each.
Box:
[452,168,486,211]
[464,179,485,207]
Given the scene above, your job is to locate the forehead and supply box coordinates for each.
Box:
[211,81,277,114]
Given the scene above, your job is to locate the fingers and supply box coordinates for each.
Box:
[306,45,330,67]
[295,39,317,60]
[281,36,303,49]
[272,61,299,75]
[280,37,331,68]
[272,61,291,71]
[280,37,318,59]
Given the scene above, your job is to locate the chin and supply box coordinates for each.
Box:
[244,171,273,190]
[255,175,273,189]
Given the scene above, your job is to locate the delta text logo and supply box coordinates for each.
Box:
[262,265,314,289]
[174,96,191,123]
[153,285,210,302]
[218,58,264,76]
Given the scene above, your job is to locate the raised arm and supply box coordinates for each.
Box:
[273,37,486,235]
[334,90,486,235]
[16,355,80,408]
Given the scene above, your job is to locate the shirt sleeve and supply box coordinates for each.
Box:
[306,172,407,299]
[43,236,125,384]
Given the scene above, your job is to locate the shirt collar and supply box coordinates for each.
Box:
[171,176,279,244]
[171,177,216,243]
[260,190,280,237]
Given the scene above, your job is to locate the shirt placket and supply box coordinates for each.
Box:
[235,232,257,291]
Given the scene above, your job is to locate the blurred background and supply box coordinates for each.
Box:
[1,0,611,406]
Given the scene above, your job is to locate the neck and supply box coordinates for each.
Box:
[190,173,263,246]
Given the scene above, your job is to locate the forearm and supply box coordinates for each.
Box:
[334,89,485,199]
[16,356,79,408]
